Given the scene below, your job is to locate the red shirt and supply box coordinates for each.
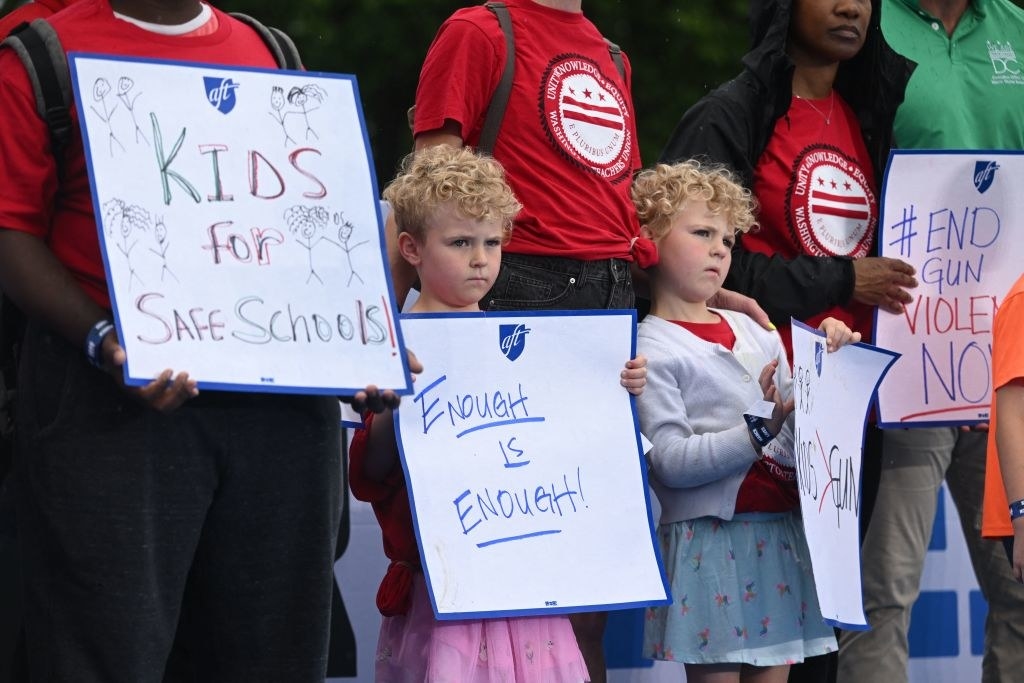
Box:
[414,0,648,264]
[0,0,278,307]
[751,93,877,361]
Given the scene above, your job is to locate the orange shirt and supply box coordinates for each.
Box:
[982,272,1024,538]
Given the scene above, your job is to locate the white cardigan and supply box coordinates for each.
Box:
[636,312,794,524]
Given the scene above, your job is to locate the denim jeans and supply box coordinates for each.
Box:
[482,252,635,312]
[14,322,341,683]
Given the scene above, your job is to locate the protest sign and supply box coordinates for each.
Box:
[70,54,410,395]
[875,151,1023,426]
[395,311,670,619]
[791,320,899,628]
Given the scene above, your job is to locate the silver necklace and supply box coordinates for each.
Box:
[794,90,835,125]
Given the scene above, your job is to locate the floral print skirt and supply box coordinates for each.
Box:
[375,573,589,682]
[643,512,836,666]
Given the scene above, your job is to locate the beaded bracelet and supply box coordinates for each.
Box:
[744,413,774,449]
[85,319,115,368]
[1010,498,1024,521]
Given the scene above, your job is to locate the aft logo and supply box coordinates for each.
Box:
[814,341,824,378]
[974,160,1000,194]
[988,41,1024,85]
[204,77,241,114]
[499,323,531,362]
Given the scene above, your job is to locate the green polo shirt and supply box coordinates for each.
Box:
[883,0,1024,149]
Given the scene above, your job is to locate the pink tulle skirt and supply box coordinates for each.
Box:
[374,574,590,682]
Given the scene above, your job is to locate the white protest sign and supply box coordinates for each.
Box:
[875,151,1022,426]
[70,54,410,396]
[791,320,898,628]
[396,311,670,619]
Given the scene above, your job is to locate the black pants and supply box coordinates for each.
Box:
[482,253,635,311]
[15,323,341,683]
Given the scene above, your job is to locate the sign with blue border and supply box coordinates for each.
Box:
[875,150,1023,427]
[791,320,899,628]
[70,54,411,396]
[395,310,670,619]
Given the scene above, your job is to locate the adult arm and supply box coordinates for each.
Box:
[0,229,196,410]
[996,380,1024,581]
[661,86,915,325]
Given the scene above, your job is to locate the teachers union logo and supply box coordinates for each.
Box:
[499,323,531,362]
[540,55,632,183]
[974,160,1000,194]
[786,145,875,258]
[815,341,824,377]
[203,76,240,114]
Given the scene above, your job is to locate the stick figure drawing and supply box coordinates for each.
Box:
[335,212,367,286]
[285,204,333,284]
[286,84,327,141]
[91,78,126,155]
[103,198,150,289]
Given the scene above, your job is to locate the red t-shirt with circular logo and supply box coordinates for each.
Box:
[413,0,644,263]
[750,94,877,359]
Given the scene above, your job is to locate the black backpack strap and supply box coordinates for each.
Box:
[229,12,303,70]
[605,38,626,82]
[1,19,73,160]
[477,1,515,156]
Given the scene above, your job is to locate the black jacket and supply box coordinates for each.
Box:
[659,0,912,325]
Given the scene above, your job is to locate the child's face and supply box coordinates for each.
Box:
[654,200,734,307]
[403,203,504,313]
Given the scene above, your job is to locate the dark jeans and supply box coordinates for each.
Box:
[482,252,635,311]
[15,323,341,683]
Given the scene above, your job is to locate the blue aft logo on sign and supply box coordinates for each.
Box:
[814,341,824,377]
[499,323,531,362]
[973,160,999,194]
[204,77,240,114]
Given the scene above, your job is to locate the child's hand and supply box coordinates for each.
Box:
[620,354,647,396]
[818,317,862,352]
[343,349,424,413]
[759,359,795,437]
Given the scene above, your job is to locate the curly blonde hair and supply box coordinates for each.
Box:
[631,161,758,242]
[383,146,521,242]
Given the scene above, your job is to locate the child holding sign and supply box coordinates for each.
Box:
[633,161,859,683]
[350,145,646,681]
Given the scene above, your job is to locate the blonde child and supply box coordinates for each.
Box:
[632,161,859,683]
[349,145,646,681]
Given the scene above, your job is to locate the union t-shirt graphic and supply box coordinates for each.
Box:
[540,54,632,183]
[785,144,876,258]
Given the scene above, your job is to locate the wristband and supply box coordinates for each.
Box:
[744,413,774,449]
[1010,499,1024,521]
[85,319,115,368]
